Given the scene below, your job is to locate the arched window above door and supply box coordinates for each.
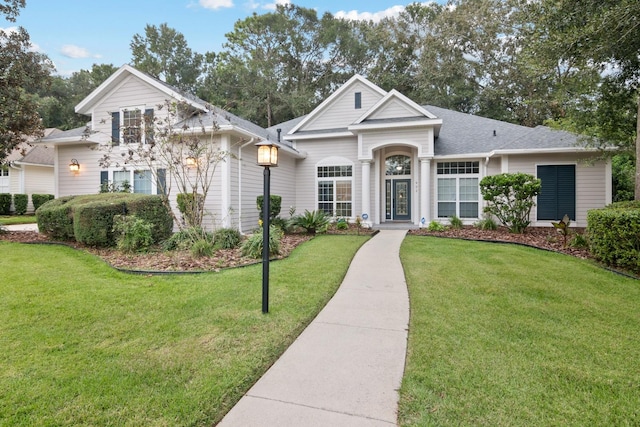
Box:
[386,155,411,176]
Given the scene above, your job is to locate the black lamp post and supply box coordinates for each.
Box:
[256,140,278,313]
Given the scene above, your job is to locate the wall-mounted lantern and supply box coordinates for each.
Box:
[69,159,80,173]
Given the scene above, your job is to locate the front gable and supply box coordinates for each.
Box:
[288,75,387,136]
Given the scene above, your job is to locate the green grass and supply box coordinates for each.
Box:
[399,236,640,426]
[0,235,368,426]
[0,215,37,226]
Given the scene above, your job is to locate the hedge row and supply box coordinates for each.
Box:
[37,193,173,247]
[0,193,55,215]
[587,201,640,274]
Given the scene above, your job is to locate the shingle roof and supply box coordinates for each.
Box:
[19,145,54,165]
[426,105,581,155]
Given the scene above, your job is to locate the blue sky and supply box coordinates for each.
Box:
[2,0,441,77]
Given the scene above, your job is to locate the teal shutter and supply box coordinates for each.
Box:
[537,165,576,220]
[100,171,109,192]
[111,112,120,145]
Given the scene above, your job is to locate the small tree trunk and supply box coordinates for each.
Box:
[636,94,640,200]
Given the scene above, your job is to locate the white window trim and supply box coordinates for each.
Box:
[436,161,481,221]
[316,158,355,218]
[120,105,147,147]
[105,168,158,194]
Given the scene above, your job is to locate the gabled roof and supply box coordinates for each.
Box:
[353,89,438,124]
[425,105,581,156]
[75,64,209,115]
[288,74,387,135]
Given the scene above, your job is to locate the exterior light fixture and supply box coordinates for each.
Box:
[256,139,279,313]
[69,159,80,173]
[185,156,197,167]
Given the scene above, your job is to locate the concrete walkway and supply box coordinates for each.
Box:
[3,223,38,231]
[218,230,409,426]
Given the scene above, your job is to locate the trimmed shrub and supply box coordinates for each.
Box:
[13,194,28,215]
[480,173,541,234]
[427,220,446,232]
[73,199,127,246]
[0,193,11,215]
[36,196,77,240]
[587,205,640,273]
[37,193,172,246]
[32,194,55,212]
[241,225,282,259]
[124,195,173,243]
[214,227,242,249]
[113,215,154,253]
[257,195,282,221]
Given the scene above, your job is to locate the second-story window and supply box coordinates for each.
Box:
[111,106,153,146]
[122,108,142,144]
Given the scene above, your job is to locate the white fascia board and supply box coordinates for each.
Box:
[488,147,596,156]
[285,131,354,141]
[13,161,54,168]
[348,118,443,132]
[353,90,438,125]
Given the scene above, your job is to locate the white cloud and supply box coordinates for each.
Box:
[0,26,41,52]
[60,44,93,59]
[335,5,405,23]
[262,0,290,11]
[199,0,234,9]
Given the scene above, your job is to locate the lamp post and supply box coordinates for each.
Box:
[256,140,278,313]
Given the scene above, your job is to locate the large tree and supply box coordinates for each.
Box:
[0,0,53,162]
[531,0,640,199]
[130,23,208,93]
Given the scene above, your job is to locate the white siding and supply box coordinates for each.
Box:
[507,153,608,227]
[57,145,104,196]
[303,82,384,131]
[368,99,422,120]
[23,165,55,212]
[294,137,360,217]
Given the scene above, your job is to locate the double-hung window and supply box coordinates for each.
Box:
[111,106,153,146]
[317,164,353,217]
[437,161,480,219]
[101,169,165,195]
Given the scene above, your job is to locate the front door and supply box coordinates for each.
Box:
[386,179,411,221]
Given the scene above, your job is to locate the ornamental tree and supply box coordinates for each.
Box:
[479,173,541,234]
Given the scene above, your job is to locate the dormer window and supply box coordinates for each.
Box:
[111,106,154,146]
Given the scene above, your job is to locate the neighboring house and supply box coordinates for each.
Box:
[38,65,611,232]
[3,130,56,213]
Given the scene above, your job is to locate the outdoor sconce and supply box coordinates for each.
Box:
[185,156,197,167]
[256,139,279,314]
[69,159,80,173]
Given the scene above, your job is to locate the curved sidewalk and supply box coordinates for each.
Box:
[218,230,409,426]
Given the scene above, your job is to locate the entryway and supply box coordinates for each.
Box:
[385,179,411,221]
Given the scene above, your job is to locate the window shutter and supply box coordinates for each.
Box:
[156,168,166,195]
[111,112,120,145]
[144,108,154,144]
[537,165,576,221]
[100,171,109,192]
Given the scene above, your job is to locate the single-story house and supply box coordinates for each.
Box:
[38,65,611,232]
[2,130,56,213]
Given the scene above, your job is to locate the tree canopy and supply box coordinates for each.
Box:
[0,1,53,163]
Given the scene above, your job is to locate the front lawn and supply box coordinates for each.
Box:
[399,236,640,426]
[0,235,368,426]
[0,215,37,226]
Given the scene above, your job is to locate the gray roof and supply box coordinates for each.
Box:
[19,145,54,165]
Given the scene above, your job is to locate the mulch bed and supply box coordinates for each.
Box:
[0,225,609,274]
[408,226,591,259]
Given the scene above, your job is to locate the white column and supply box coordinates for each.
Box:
[361,160,371,226]
[420,158,431,227]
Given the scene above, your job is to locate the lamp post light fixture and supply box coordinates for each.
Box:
[69,159,80,173]
[256,139,278,314]
[185,156,197,167]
